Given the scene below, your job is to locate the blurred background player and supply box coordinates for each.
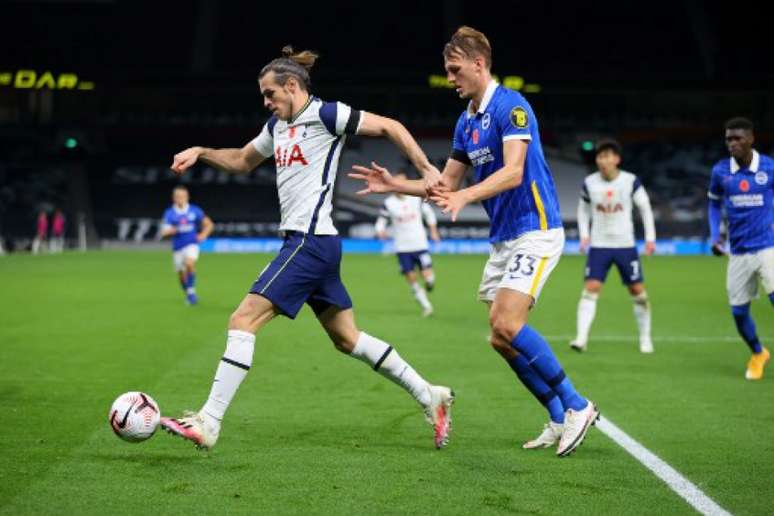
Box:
[708,117,774,380]
[351,27,597,457]
[375,171,441,317]
[31,210,48,255]
[50,208,66,253]
[160,186,213,305]
[571,139,656,354]
[159,47,454,451]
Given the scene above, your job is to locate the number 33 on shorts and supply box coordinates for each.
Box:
[508,253,539,278]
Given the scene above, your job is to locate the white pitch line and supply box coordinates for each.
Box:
[596,416,732,516]
[543,335,771,343]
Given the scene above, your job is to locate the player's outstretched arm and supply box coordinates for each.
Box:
[171,142,266,176]
[349,162,427,197]
[431,139,526,221]
[357,112,442,188]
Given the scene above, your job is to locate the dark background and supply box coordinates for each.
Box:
[1,0,771,247]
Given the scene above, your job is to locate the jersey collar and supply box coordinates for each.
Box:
[467,80,498,118]
[173,203,190,214]
[730,149,759,174]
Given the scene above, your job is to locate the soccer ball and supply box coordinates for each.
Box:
[108,391,160,442]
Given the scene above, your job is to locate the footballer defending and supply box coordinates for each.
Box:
[571,139,656,353]
[708,117,774,380]
[160,186,214,305]
[160,47,454,450]
[352,27,598,456]
[375,172,441,317]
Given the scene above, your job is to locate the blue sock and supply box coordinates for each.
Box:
[511,325,587,411]
[186,272,196,290]
[732,304,762,354]
[507,354,565,424]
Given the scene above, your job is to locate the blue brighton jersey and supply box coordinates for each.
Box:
[708,150,774,254]
[163,204,205,251]
[451,81,562,243]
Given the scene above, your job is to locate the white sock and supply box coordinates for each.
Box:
[186,287,196,295]
[425,272,436,287]
[351,332,431,407]
[410,282,432,310]
[201,330,255,429]
[632,292,651,341]
[576,290,598,343]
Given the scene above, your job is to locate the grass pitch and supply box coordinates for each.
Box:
[0,251,772,515]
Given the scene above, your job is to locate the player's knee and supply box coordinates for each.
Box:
[328,330,357,354]
[584,282,602,294]
[489,314,523,348]
[228,308,253,332]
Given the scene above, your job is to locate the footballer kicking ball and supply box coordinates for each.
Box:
[108,391,160,442]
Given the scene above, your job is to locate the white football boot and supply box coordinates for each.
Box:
[160,411,219,450]
[423,385,454,449]
[569,339,587,353]
[556,401,599,457]
[522,421,563,449]
[639,337,654,354]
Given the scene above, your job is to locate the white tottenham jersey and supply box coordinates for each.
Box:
[577,170,656,248]
[251,97,362,235]
[375,195,437,253]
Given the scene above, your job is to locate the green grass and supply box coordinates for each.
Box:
[0,251,772,515]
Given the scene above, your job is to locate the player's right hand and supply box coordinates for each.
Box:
[579,238,590,254]
[348,162,395,195]
[711,241,726,256]
[171,147,202,175]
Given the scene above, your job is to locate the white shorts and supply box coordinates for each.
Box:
[726,247,774,305]
[478,228,565,304]
[173,244,200,272]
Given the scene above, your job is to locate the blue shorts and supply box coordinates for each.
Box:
[585,247,644,285]
[397,250,433,274]
[249,232,353,319]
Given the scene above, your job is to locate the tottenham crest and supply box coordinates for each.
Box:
[510,107,528,128]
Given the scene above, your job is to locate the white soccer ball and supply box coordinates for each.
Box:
[108,391,160,442]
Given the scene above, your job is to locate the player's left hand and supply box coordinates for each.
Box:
[644,241,656,256]
[348,162,396,195]
[171,147,202,175]
[430,189,471,222]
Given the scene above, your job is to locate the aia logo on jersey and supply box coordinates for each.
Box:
[472,129,479,145]
[595,203,623,214]
[739,179,750,192]
[275,144,308,167]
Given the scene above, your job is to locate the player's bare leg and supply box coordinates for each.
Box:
[317,306,453,448]
[628,282,652,353]
[490,288,597,456]
[404,270,433,317]
[572,279,602,352]
[160,294,277,449]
